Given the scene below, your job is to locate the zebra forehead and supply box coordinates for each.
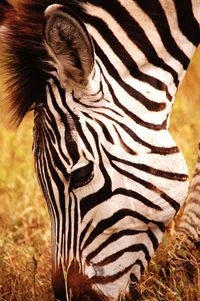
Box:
[0,0,86,125]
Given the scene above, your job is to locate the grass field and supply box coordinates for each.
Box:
[0,48,200,300]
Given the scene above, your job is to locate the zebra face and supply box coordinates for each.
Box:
[34,5,144,300]
[0,0,195,300]
[32,4,189,301]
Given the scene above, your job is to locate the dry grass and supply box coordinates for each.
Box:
[0,116,54,301]
[140,48,200,301]
[139,233,200,301]
[0,48,200,301]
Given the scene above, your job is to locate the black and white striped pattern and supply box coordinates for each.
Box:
[178,144,200,243]
[0,1,200,300]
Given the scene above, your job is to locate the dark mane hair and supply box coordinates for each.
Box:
[0,0,83,124]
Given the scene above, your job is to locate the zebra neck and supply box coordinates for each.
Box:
[81,0,198,105]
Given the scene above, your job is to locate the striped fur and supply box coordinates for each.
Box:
[0,1,200,301]
[178,144,200,243]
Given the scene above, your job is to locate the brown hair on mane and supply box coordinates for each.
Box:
[0,0,82,124]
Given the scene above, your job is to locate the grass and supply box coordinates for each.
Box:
[0,114,54,301]
[139,232,200,301]
[0,48,200,300]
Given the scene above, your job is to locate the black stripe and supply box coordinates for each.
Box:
[98,111,178,155]
[41,111,56,144]
[131,259,145,280]
[47,82,80,165]
[108,157,180,212]
[43,126,69,181]
[35,152,56,223]
[174,0,200,46]
[73,194,79,257]
[86,229,147,262]
[82,12,174,93]
[44,139,66,239]
[94,42,166,112]
[79,220,93,251]
[112,188,162,210]
[94,118,114,144]
[40,124,67,254]
[94,243,150,267]
[54,80,95,159]
[135,0,190,69]
[39,145,61,251]
[91,262,135,284]
[114,126,138,155]
[98,62,168,131]
[91,259,144,284]
[82,0,179,88]
[82,209,165,251]
[39,107,71,166]
[147,228,159,251]
[80,123,112,219]
[104,148,188,182]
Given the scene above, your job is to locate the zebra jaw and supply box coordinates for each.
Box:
[52,258,139,301]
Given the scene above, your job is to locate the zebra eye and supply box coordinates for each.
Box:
[70,162,94,189]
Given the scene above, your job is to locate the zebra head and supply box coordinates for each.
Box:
[32,5,158,300]
[0,1,192,301]
[34,6,143,300]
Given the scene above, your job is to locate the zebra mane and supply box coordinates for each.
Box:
[0,0,82,124]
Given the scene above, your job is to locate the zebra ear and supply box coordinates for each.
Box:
[44,4,94,88]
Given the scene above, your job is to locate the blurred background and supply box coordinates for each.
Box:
[170,49,200,174]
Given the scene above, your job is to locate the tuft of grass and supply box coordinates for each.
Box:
[0,48,200,301]
[0,114,54,301]
[139,233,200,301]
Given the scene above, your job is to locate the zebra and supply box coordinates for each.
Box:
[178,143,200,244]
[0,0,199,300]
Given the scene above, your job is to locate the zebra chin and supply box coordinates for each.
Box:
[52,259,141,301]
[52,260,103,301]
